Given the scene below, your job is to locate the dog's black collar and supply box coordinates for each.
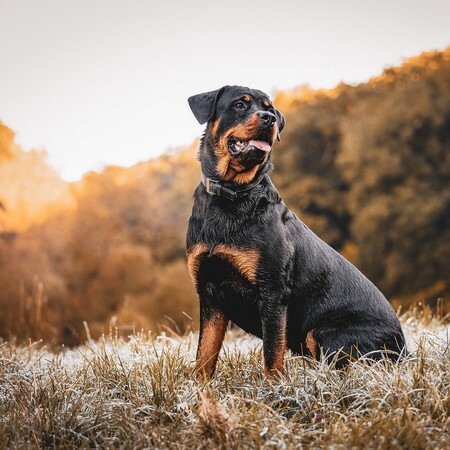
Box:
[201,173,267,201]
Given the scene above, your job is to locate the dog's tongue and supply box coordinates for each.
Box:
[248,140,271,152]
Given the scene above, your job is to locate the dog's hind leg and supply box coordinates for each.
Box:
[312,324,406,368]
[305,330,319,360]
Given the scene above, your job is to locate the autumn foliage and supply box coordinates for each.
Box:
[0,48,449,345]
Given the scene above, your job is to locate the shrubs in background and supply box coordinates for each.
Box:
[0,48,449,345]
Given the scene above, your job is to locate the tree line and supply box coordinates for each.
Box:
[0,47,449,345]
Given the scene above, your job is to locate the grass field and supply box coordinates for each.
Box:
[0,306,449,449]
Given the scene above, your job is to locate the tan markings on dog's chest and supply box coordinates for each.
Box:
[187,243,209,286]
[187,243,260,285]
[213,244,260,283]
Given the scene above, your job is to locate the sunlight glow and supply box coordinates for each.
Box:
[1,0,449,181]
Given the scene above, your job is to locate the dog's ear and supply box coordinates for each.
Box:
[275,109,285,141]
[188,88,224,124]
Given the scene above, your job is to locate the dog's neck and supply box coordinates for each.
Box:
[200,171,269,201]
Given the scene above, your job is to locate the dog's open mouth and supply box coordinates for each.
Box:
[228,138,272,156]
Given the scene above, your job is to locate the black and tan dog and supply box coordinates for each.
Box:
[187,85,406,377]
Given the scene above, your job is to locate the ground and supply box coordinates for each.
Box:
[0,306,449,449]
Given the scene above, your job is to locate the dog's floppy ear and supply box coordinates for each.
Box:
[275,109,285,141]
[188,87,224,124]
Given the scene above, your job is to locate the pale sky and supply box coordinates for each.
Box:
[1,0,449,181]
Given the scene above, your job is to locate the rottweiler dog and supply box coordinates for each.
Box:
[186,85,406,377]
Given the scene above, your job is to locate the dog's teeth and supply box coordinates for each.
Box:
[230,139,248,152]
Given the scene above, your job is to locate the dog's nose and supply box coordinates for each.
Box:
[258,111,276,126]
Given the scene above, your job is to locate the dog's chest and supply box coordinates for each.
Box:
[187,241,263,336]
[187,243,259,287]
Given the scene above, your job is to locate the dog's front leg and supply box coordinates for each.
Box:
[195,304,229,378]
[259,301,288,377]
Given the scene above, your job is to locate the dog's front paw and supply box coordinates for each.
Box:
[264,365,285,379]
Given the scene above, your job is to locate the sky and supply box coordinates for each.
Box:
[1,0,449,181]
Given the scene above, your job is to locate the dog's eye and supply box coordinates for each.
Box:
[234,101,246,110]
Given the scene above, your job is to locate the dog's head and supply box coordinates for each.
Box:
[188,85,285,184]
